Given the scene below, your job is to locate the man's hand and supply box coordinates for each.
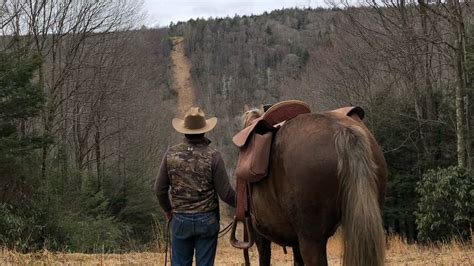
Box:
[165,211,173,220]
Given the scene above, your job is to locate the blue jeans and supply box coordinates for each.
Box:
[171,211,220,266]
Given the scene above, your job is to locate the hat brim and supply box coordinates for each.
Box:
[172,117,217,134]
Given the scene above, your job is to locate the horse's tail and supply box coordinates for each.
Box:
[335,125,385,266]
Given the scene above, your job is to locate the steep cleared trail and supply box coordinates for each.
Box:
[170,37,196,115]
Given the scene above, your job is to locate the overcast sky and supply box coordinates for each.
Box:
[144,0,328,27]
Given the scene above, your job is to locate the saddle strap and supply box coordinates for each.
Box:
[230,177,254,251]
[243,234,250,266]
[235,177,248,221]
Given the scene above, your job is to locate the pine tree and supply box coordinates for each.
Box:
[0,50,47,250]
[0,50,45,197]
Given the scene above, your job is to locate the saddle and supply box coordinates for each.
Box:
[233,100,311,183]
[230,102,365,266]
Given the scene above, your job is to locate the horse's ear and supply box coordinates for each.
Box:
[244,104,250,112]
[347,106,365,121]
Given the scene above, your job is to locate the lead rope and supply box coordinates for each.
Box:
[218,221,233,238]
[164,219,171,266]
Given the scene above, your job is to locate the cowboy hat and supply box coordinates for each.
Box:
[172,107,217,134]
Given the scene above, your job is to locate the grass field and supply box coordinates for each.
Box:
[1,233,472,265]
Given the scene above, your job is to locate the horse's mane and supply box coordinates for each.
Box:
[241,107,263,128]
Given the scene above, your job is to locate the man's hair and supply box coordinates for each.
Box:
[185,133,205,139]
[263,104,273,112]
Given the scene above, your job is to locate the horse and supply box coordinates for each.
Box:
[240,106,387,266]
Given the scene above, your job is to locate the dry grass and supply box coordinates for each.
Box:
[1,233,472,265]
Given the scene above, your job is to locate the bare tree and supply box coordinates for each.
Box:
[327,0,472,170]
[0,0,144,179]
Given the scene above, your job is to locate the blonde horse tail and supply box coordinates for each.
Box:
[335,125,385,266]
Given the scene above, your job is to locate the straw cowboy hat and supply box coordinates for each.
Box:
[172,107,217,134]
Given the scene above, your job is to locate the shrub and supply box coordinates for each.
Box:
[58,213,125,252]
[415,166,473,243]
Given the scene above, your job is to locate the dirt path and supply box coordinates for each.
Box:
[170,36,196,115]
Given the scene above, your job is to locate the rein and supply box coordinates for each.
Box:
[218,221,233,238]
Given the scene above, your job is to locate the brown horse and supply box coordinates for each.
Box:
[241,107,387,266]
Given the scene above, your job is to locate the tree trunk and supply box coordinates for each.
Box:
[39,63,49,179]
[95,124,102,191]
[449,0,468,169]
[420,0,435,161]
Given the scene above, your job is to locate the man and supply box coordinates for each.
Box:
[155,107,236,266]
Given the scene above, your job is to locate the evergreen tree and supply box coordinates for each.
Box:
[0,50,47,250]
[0,50,45,201]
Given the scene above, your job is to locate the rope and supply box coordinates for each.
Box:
[218,221,233,238]
[164,219,171,266]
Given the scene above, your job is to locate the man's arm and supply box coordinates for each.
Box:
[212,151,236,207]
[155,153,172,215]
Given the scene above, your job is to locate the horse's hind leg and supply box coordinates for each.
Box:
[298,238,328,266]
[293,245,304,266]
[255,234,271,266]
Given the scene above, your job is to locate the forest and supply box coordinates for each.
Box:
[0,0,472,252]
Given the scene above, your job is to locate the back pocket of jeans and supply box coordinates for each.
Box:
[172,217,192,239]
[205,215,220,237]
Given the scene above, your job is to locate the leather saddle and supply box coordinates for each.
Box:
[233,100,311,148]
[233,100,311,183]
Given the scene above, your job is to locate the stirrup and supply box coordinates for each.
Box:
[230,216,254,249]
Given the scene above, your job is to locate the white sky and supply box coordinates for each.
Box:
[144,0,328,27]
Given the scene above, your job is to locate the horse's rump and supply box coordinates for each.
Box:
[249,111,387,265]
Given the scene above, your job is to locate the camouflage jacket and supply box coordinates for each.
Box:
[166,139,217,213]
[155,137,236,214]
